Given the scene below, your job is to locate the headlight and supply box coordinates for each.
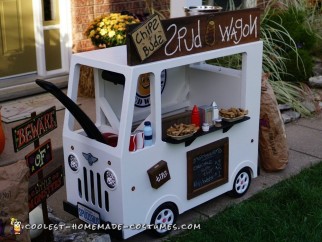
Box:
[68,154,79,172]
[104,169,117,190]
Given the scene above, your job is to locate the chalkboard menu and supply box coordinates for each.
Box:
[187,137,229,199]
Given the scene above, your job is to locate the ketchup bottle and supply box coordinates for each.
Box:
[191,105,200,127]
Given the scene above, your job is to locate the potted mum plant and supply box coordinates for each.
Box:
[84,12,140,48]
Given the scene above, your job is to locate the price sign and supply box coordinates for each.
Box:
[147,160,171,189]
[25,139,53,176]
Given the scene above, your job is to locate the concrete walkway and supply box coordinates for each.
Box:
[1,96,322,241]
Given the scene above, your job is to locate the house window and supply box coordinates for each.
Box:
[42,0,59,24]
[43,0,54,21]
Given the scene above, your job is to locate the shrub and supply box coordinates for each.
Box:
[264,6,317,83]
[282,49,313,82]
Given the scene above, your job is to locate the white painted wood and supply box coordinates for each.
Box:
[63,40,263,239]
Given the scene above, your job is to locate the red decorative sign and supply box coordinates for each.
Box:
[25,139,53,176]
[28,165,64,211]
[12,106,57,152]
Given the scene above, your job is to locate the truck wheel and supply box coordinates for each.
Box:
[230,168,251,198]
[150,202,178,237]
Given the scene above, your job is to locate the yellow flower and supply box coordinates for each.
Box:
[100,29,107,36]
[108,30,116,38]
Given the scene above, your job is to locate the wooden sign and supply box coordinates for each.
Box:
[130,14,167,61]
[25,139,53,176]
[147,160,171,189]
[28,165,64,211]
[127,8,260,65]
[12,106,57,152]
[187,137,229,200]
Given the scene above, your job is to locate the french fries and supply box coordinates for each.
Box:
[219,107,248,119]
[167,123,199,136]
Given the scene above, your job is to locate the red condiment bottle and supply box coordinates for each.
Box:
[191,105,200,127]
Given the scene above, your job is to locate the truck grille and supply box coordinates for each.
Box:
[78,167,109,211]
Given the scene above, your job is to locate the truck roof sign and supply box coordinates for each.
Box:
[126,8,260,66]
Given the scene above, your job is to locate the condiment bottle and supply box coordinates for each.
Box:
[212,101,219,121]
[191,105,200,127]
[144,121,153,146]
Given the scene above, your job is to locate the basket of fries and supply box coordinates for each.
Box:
[166,123,199,140]
[219,107,248,122]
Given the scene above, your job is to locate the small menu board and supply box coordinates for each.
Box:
[187,137,229,200]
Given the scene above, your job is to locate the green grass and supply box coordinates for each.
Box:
[167,161,322,242]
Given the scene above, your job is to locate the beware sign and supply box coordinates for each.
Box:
[12,106,57,152]
[25,139,53,176]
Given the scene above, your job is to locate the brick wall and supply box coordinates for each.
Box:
[71,0,170,53]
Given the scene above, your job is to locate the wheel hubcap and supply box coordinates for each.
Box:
[235,172,249,194]
[155,208,174,233]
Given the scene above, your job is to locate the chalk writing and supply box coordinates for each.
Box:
[192,148,223,189]
[165,20,202,56]
[218,14,258,44]
[156,170,168,183]
[187,138,229,199]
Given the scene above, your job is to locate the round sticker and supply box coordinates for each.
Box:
[135,70,166,108]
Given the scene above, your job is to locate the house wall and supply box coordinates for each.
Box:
[71,0,170,53]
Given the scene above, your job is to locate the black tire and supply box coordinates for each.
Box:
[150,202,178,237]
[229,168,251,198]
